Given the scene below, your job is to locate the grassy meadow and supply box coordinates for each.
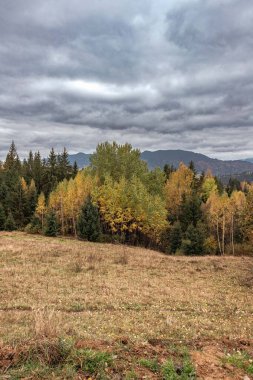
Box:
[0,232,253,379]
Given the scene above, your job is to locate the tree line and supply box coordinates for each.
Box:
[1,141,253,255]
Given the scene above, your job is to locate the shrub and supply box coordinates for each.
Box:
[25,216,42,234]
[203,236,218,254]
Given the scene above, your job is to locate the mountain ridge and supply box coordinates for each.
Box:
[69,149,253,176]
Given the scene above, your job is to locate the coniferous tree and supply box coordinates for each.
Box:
[44,211,58,237]
[169,222,182,253]
[33,151,43,192]
[77,196,101,242]
[72,161,78,177]
[5,211,16,231]
[0,203,6,230]
[179,194,202,232]
[182,223,204,255]
[58,147,71,181]
[163,164,175,180]
[4,141,21,172]
[44,148,58,195]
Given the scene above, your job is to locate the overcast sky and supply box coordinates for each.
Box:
[1,0,253,159]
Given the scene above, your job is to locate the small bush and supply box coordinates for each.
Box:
[203,236,218,254]
[161,358,196,379]
[139,358,159,372]
[25,216,42,234]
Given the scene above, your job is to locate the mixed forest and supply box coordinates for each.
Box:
[0,141,253,255]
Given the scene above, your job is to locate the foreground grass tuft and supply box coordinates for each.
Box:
[223,350,253,375]
[5,338,114,379]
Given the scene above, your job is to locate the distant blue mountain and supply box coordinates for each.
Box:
[243,158,253,164]
[69,152,91,167]
[69,149,253,176]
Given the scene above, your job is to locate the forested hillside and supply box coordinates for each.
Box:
[1,141,253,255]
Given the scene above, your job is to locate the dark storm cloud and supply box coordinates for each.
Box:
[1,0,253,159]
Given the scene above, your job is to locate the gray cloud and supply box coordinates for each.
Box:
[0,0,253,159]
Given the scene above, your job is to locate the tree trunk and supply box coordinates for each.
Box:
[222,214,225,255]
[217,218,222,255]
[231,214,235,255]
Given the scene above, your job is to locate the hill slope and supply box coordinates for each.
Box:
[69,150,253,176]
[1,232,253,379]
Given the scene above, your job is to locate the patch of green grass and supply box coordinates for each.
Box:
[68,303,85,312]
[224,350,253,375]
[5,339,113,380]
[125,369,138,379]
[139,357,160,372]
[161,358,196,380]
[67,348,113,376]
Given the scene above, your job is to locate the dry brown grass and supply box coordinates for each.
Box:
[0,231,253,345]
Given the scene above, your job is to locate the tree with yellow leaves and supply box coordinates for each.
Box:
[205,192,231,255]
[229,191,246,254]
[49,170,96,235]
[93,175,168,244]
[35,192,46,228]
[164,163,194,220]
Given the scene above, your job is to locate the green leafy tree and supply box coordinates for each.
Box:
[77,196,101,242]
[44,211,58,237]
[90,141,148,183]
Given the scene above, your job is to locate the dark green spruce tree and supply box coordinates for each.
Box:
[5,211,16,231]
[44,211,58,237]
[77,196,101,242]
[0,203,6,230]
[169,221,182,253]
[182,223,204,255]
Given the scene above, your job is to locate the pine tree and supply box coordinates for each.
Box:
[45,148,58,194]
[33,151,43,192]
[44,211,58,237]
[0,203,6,230]
[58,147,71,181]
[28,179,37,215]
[182,224,204,255]
[5,211,16,231]
[4,141,21,172]
[72,161,78,177]
[77,196,101,242]
[179,194,202,232]
[170,222,182,253]
[164,164,175,180]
